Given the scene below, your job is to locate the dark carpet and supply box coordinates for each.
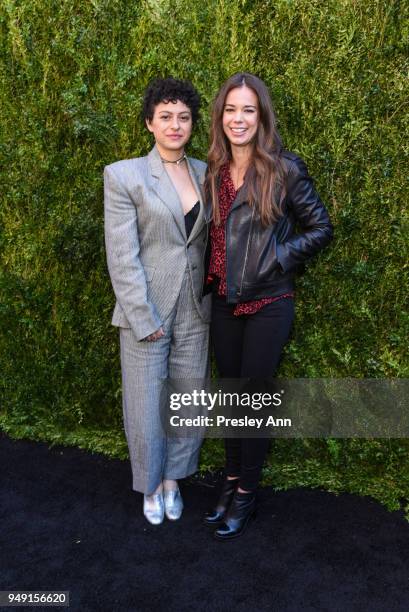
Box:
[1,433,408,612]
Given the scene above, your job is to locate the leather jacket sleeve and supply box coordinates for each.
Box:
[276,156,334,273]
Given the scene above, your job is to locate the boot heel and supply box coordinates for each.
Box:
[203,478,239,526]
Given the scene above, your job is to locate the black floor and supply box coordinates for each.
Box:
[1,433,408,612]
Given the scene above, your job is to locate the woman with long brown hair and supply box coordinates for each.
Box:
[203,72,333,540]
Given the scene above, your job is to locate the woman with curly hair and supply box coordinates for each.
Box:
[203,73,333,540]
[104,78,210,525]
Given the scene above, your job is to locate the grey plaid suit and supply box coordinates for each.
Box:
[104,145,210,495]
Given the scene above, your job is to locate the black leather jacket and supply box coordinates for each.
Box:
[206,151,334,303]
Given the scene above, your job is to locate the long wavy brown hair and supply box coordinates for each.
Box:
[205,72,286,226]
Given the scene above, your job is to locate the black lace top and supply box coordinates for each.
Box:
[184,201,200,239]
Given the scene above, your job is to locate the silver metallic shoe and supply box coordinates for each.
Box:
[143,492,164,525]
[164,487,184,521]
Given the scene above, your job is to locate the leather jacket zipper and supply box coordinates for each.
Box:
[237,207,255,297]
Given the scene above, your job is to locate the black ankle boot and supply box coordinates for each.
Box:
[203,478,239,526]
[214,490,257,540]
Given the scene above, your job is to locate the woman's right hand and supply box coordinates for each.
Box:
[143,327,165,342]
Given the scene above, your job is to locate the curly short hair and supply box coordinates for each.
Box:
[142,77,201,126]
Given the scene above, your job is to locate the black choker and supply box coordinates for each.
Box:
[160,154,186,166]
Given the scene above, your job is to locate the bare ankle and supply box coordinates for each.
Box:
[163,479,178,491]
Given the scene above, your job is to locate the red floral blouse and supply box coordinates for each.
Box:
[208,163,294,316]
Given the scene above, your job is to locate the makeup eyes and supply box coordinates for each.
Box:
[159,114,191,121]
[224,107,256,113]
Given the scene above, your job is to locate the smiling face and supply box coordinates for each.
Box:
[146,100,192,157]
[222,85,260,149]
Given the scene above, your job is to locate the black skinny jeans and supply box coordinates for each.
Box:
[211,293,295,492]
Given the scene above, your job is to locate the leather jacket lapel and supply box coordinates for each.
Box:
[230,180,249,213]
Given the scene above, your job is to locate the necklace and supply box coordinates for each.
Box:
[160,153,186,166]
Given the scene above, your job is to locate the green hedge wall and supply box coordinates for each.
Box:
[1,0,408,515]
